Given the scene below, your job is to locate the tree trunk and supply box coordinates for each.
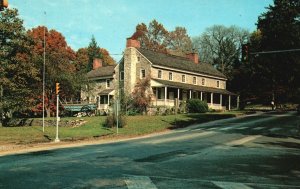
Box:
[46,107,51,117]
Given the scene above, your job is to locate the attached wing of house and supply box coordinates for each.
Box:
[81,59,116,113]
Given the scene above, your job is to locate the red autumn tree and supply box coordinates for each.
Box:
[131,76,152,113]
[28,26,79,117]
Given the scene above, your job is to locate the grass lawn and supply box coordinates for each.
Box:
[0,113,239,145]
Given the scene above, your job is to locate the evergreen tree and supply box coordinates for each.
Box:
[256,0,300,103]
[87,36,102,71]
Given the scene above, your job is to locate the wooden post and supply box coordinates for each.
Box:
[211,93,213,107]
[156,88,158,106]
[200,91,203,101]
[164,87,167,106]
[229,95,231,110]
[220,94,222,110]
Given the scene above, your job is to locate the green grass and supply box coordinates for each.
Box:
[0,113,239,145]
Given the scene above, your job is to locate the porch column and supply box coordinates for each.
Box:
[211,93,213,107]
[156,88,158,106]
[98,96,100,109]
[229,95,231,110]
[220,94,222,109]
[200,92,203,101]
[237,95,240,110]
[189,90,192,99]
[177,88,180,100]
[164,86,167,106]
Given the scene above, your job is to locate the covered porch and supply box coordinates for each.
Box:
[151,79,237,110]
[97,89,114,111]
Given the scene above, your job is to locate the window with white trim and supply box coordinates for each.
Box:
[182,75,186,83]
[202,78,206,86]
[158,70,162,79]
[141,69,146,78]
[120,71,124,81]
[169,72,173,81]
[106,79,110,88]
[193,77,197,85]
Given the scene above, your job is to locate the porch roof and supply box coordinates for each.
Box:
[99,89,115,95]
[152,79,236,95]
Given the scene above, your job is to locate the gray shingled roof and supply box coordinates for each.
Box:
[138,48,226,79]
[99,89,114,95]
[86,65,115,79]
[152,79,235,95]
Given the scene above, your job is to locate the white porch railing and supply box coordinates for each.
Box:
[152,99,226,110]
[98,104,109,110]
[152,99,177,107]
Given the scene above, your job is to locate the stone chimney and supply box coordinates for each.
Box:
[186,52,199,64]
[93,58,102,70]
[126,38,141,48]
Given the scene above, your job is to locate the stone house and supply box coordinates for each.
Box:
[82,38,236,112]
[81,58,116,112]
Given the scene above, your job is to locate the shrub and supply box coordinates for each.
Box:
[187,99,208,113]
[179,101,187,114]
[104,114,127,128]
[127,108,139,116]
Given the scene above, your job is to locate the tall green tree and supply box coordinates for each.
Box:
[255,0,300,104]
[167,27,193,56]
[192,25,249,78]
[0,8,39,123]
[87,36,102,71]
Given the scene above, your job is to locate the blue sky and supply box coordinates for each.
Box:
[10,0,273,61]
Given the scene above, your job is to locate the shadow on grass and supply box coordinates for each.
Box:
[43,135,52,141]
[166,114,236,130]
[257,141,300,149]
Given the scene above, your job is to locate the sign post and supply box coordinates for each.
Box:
[54,94,60,142]
[116,99,119,135]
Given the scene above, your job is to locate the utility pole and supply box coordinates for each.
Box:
[42,11,46,133]
[116,99,119,135]
[54,83,60,142]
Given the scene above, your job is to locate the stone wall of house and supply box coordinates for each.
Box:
[123,47,138,94]
[135,50,152,81]
[151,67,226,89]
[123,47,153,94]
[81,78,114,103]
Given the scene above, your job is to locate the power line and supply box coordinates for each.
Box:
[250,48,300,55]
[110,53,123,56]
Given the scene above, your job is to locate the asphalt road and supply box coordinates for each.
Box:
[1,111,300,189]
